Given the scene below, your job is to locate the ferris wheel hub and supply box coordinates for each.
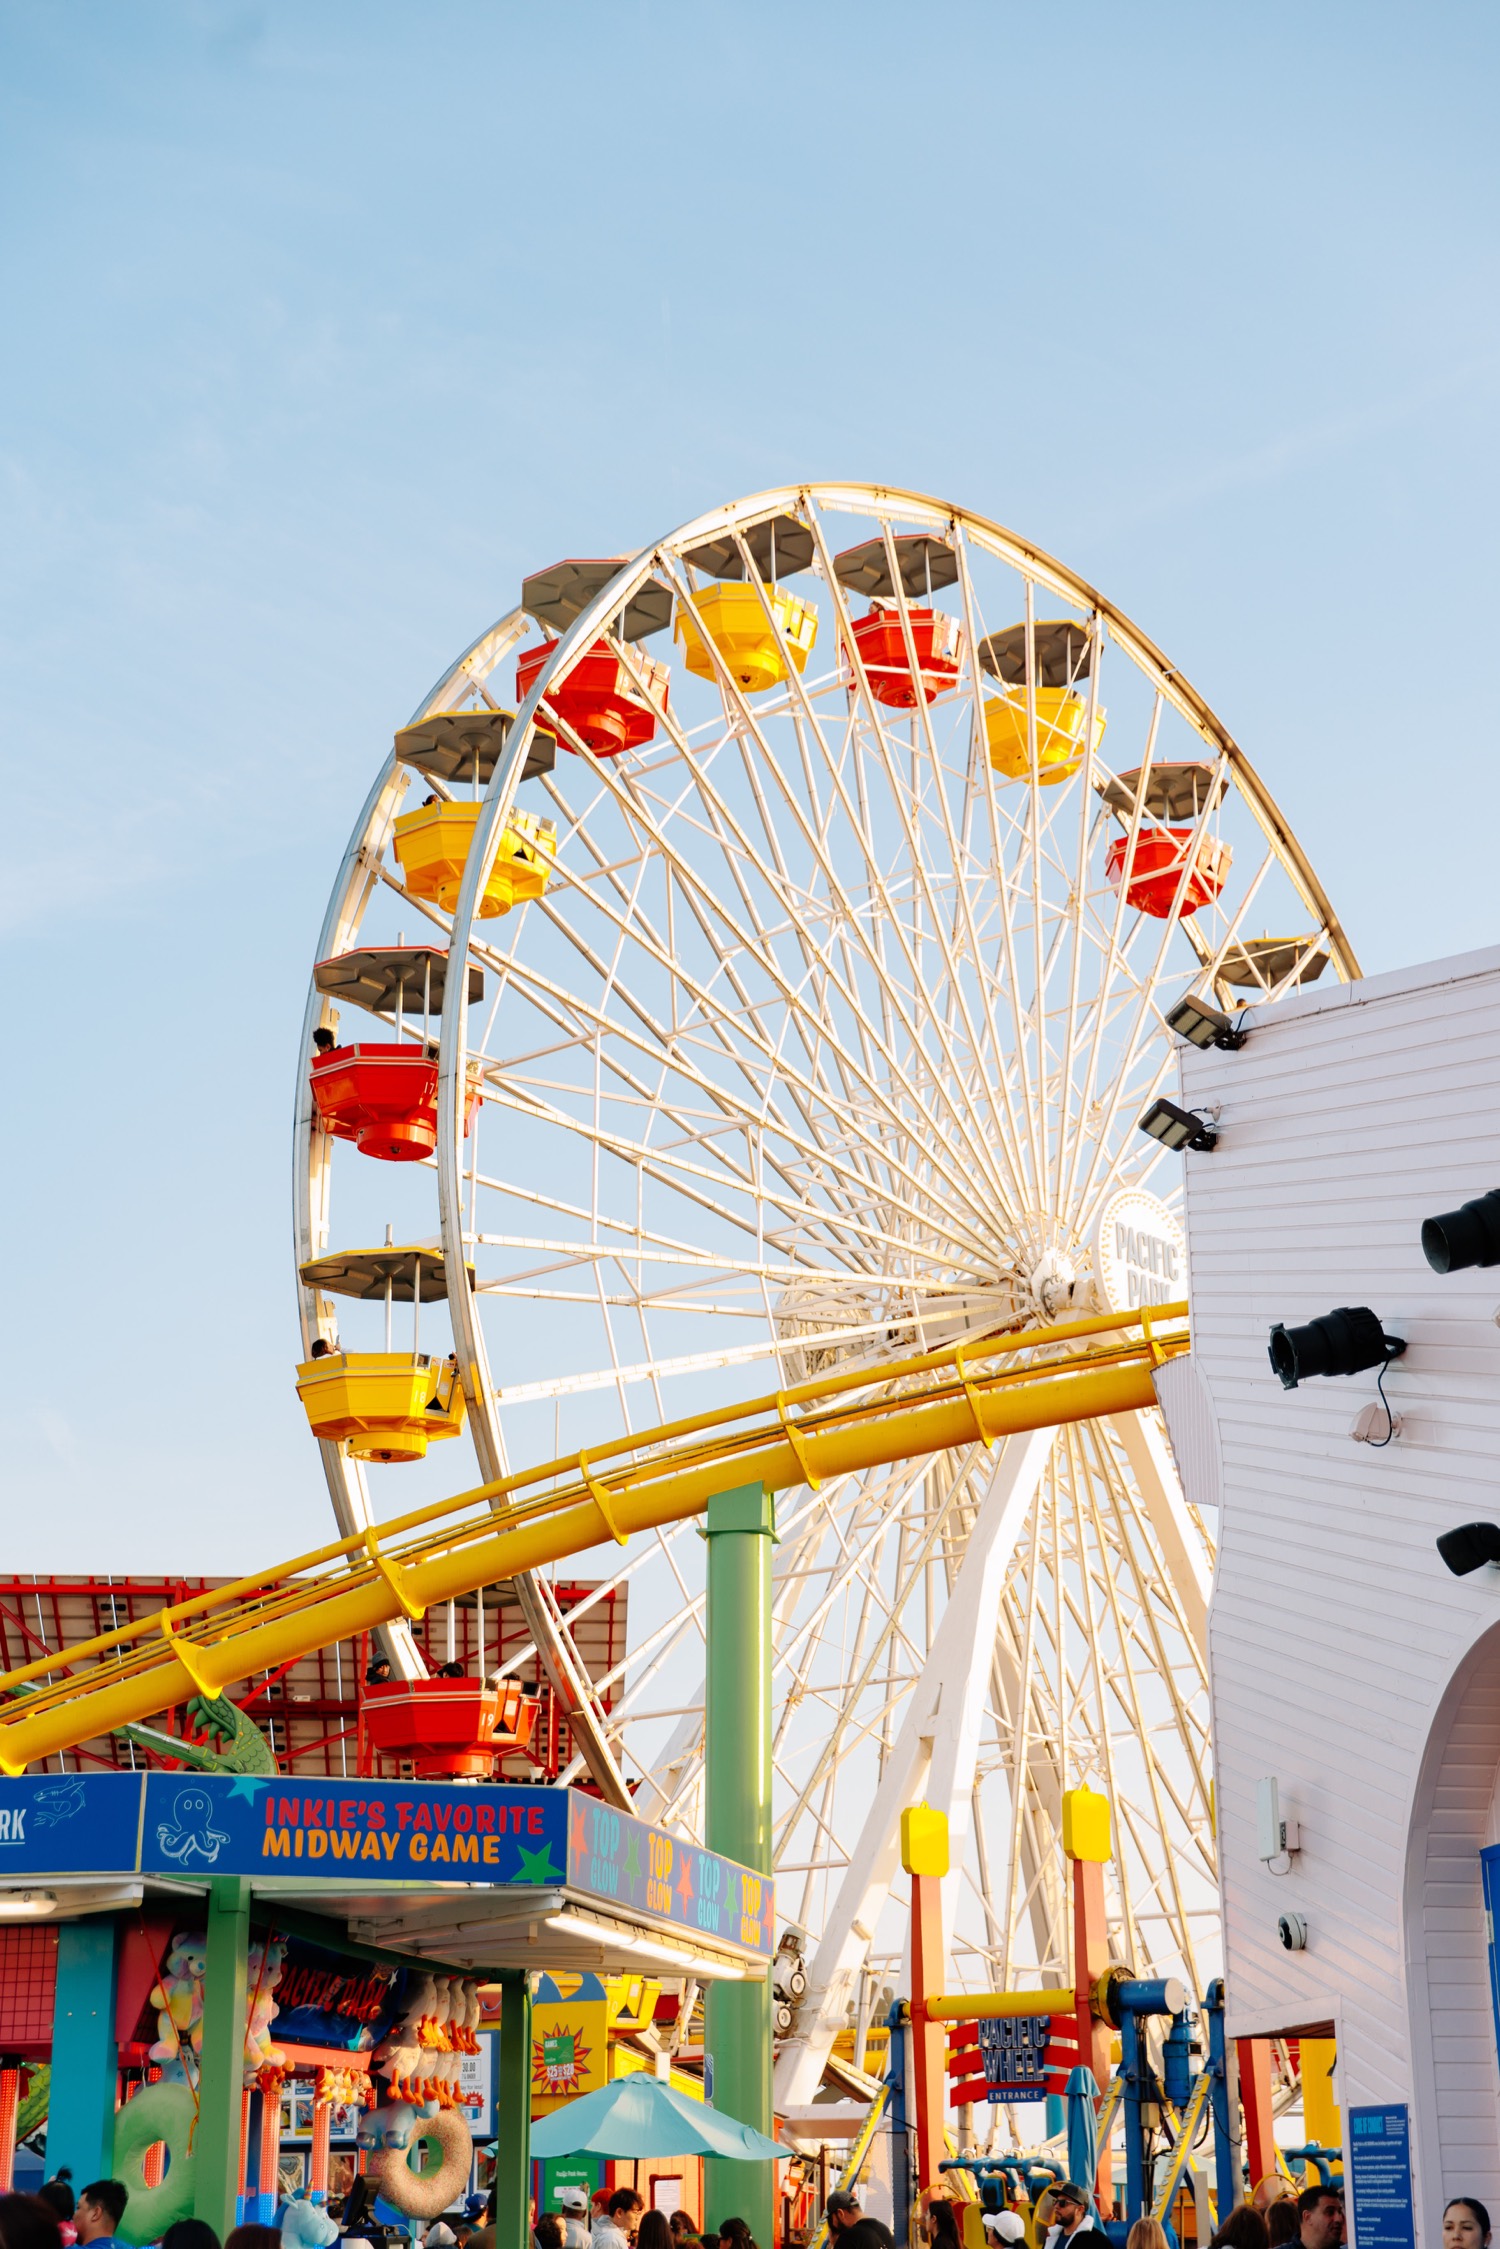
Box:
[1026,1251,1080,1322]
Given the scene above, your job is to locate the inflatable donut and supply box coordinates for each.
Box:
[372,2106,473,2217]
[113,2079,197,2246]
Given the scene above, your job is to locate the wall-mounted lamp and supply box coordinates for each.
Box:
[1437,1522,1500,1576]
[1268,1306,1406,1390]
[1166,994,1246,1051]
[1421,1189,1500,1274]
[1138,1098,1218,1153]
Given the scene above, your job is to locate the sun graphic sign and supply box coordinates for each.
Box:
[530,1974,609,2112]
[532,2022,595,2098]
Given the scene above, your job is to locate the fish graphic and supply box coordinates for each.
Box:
[32,1779,86,1828]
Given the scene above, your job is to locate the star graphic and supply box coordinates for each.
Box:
[227,1776,270,1802]
[675,1853,694,1913]
[515,1839,559,1884]
[623,1828,641,1887]
[569,1800,588,1866]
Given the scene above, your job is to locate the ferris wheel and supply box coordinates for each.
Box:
[294,482,1354,2108]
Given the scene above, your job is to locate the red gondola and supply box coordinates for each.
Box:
[310,1044,477,1163]
[516,636,670,757]
[1104,827,1232,920]
[363,1677,540,1779]
[846,604,962,709]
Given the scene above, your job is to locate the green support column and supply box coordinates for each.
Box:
[495,1967,532,2249]
[702,1481,774,2247]
[194,1877,250,2237]
[48,1918,119,2184]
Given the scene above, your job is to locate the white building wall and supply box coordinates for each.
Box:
[1160,940,1500,2242]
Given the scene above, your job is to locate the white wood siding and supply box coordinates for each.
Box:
[1163,941,1500,2245]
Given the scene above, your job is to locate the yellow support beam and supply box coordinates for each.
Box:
[924,1991,1060,2022]
[0,1302,1187,1773]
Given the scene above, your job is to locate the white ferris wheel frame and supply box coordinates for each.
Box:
[295,482,1354,2095]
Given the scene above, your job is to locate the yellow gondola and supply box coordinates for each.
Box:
[393,800,556,917]
[676,583,818,695]
[984,688,1105,786]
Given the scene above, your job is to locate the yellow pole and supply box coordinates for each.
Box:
[924,1992,1060,2022]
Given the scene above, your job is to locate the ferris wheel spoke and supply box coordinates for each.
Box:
[1074,1431,1205,1989]
[515,859,1004,1265]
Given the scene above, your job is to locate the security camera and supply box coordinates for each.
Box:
[1278,1913,1308,1952]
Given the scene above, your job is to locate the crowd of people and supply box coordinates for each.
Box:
[0,2167,1483,2249]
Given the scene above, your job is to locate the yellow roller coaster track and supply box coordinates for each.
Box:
[0,1301,1188,1775]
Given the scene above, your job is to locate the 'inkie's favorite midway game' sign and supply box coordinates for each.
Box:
[0,1773,774,1958]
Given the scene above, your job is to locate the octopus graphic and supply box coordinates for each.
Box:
[155,1786,231,1866]
[32,1779,87,1827]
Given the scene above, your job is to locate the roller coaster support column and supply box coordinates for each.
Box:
[1236,2036,1277,2198]
[48,1918,119,2185]
[1063,1786,1114,2207]
[496,1969,532,2249]
[196,1877,251,2238]
[1202,1983,1240,2219]
[703,1482,775,2248]
[903,1804,951,2200]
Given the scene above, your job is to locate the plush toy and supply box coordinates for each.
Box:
[243,1937,287,2081]
[368,2108,474,2219]
[281,2194,340,2249]
[358,2100,418,2153]
[147,1936,209,2078]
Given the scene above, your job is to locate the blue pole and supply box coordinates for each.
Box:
[1202,1982,1238,2220]
[48,1918,119,2183]
[1120,2009,1146,2222]
[886,2000,910,2248]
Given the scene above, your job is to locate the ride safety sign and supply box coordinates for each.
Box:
[0,1771,774,1956]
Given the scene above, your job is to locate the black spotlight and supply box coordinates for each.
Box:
[1165,994,1247,1052]
[1267,1306,1407,1390]
[1138,1098,1218,1153]
[1421,1189,1500,1275]
[1437,1522,1500,1576]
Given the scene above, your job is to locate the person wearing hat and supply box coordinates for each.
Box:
[983,2218,1027,2245]
[556,2190,591,2249]
[825,2189,895,2249]
[1043,2186,1097,2249]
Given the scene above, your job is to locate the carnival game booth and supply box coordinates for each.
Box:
[0,1773,774,2246]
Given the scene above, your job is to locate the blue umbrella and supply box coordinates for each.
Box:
[1065,2067,1100,2199]
[529,2072,793,2160]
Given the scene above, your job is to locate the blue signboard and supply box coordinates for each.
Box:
[1347,2106,1415,2249]
[0,1775,773,1954]
[144,1774,568,1885]
[567,1793,774,1953]
[978,2015,1052,2098]
[0,1771,143,1871]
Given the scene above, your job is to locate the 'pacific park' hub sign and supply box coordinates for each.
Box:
[1092,1187,1187,1313]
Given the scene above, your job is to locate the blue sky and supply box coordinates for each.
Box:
[3,1,1497,1565]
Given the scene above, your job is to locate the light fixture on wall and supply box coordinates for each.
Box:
[1165,994,1247,1051]
[1436,1521,1500,1576]
[0,1892,57,1921]
[1138,1098,1218,1153]
[1268,1306,1406,1390]
[1421,1189,1500,1274]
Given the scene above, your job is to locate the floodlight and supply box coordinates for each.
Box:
[1436,1521,1500,1576]
[1165,994,1246,1052]
[1138,1099,1217,1153]
[1421,1188,1500,1275]
[1267,1306,1406,1390]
